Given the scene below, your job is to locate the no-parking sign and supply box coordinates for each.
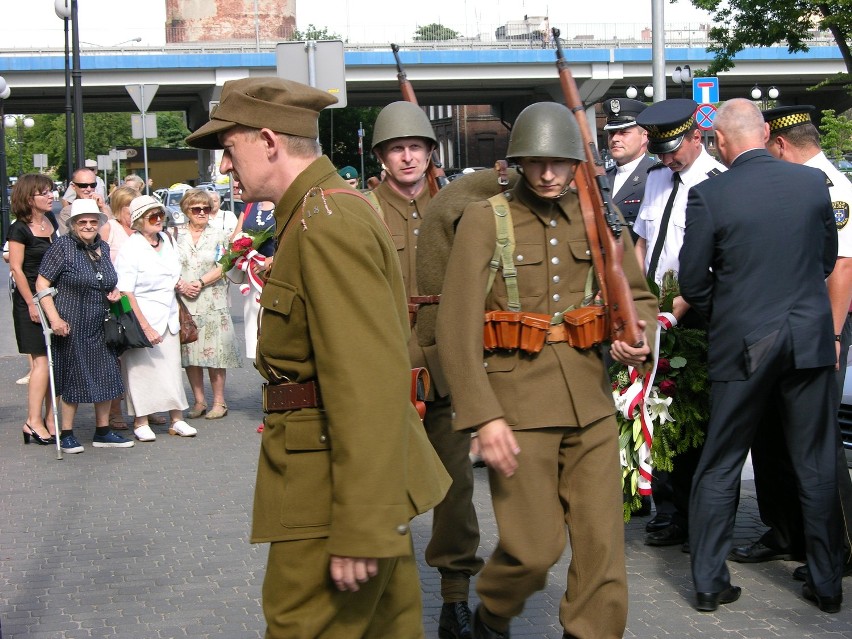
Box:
[695,103,717,130]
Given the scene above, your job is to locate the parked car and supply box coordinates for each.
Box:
[840,360,852,467]
[833,159,852,179]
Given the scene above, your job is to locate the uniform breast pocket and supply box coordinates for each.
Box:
[512,243,545,301]
[258,278,311,362]
[567,240,595,293]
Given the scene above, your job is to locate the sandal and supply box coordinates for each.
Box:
[110,415,129,430]
[186,403,208,419]
[205,403,228,420]
[148,414,168,425]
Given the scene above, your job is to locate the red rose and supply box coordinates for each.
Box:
[656,358,671,374]
[659,379,677,397]
[232,237,253,252]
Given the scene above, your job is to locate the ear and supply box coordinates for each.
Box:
[258,128,280,158]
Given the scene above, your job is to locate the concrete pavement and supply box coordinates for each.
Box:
[0,261,850,638]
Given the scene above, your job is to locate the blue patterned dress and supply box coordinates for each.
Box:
[38,235,125,403]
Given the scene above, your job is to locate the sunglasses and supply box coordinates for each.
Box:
[189,206,212,214]
[145,212,165,223]
[73,181,98,189]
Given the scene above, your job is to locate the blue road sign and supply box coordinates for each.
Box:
[693,77,719,104]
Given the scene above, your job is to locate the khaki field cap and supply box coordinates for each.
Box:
[130,195,166,224]
[68,198,108,228]
[185,76,339,149]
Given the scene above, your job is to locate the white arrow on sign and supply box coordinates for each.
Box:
[125,84,159,112]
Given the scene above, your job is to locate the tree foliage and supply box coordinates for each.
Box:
[318,105,383,186]
[688,0,852,77]
[819,109,852,159]
[290,24,341,41]
[6,111,190,181]
[414,23,461,41]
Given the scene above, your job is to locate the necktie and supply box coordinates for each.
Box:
[647,172,681,281]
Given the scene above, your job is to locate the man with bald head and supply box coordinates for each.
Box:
[679,98,844,613]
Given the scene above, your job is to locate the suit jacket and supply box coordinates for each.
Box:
[679,148,837,381]
[437,178,657,430]
[607,155,657,239]
[251,156,450,556]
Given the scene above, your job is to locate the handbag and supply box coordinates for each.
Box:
[104,295,152,356]
[177,296,198,344]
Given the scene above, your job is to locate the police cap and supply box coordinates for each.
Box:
[602,98,647,131]
[762,105,816,134]
[636,98,698,155]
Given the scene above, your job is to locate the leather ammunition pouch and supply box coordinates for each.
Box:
[483,306,606,354]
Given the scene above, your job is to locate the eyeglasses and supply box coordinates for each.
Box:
[73,182,97,189]
[188,206,212,215]
[145,212,165,223]
[35,190,53,197]
[74,219,99,228]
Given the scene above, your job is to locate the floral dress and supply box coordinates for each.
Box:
[174,225,242,370]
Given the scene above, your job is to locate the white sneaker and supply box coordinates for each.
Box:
[134,424,157,442]
[169,420,197,437]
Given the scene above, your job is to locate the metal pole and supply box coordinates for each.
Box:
[254,0,260,53]
[651,0,666,102]
[0,97,9,242]
[141,87,150,196]
[16,120,24,176]
[63,15,73,180]
[71,0,85,167]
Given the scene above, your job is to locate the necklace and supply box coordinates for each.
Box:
[31,217,46,232]
[148,234,161,248]
[256,205,274,227]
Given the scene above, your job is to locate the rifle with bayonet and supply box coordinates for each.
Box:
[552,27,645,348]
[390,43,449,196]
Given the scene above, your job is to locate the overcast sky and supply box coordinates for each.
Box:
[1,1,710,48]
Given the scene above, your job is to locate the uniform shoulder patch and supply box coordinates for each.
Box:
[826,175,835,188]
[706,168,723,178]
[835,201,850,230]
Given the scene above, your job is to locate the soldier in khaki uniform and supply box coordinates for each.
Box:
[370,101,483,639]
[186,77,450,639]
[437,102,657,639]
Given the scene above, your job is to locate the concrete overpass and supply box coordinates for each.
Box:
[0,41,848,132]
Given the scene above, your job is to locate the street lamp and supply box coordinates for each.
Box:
[750,85,780,110]
[0,75,11,244]
[672,65,692,98]
[54,0,84,168]
[54,0,74,179]
[4,115,35,176]
[644,85,655,99]
[625,86,639,99]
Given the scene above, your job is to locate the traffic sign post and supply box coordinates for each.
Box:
[125,83,159,194]
[693,77,719,105]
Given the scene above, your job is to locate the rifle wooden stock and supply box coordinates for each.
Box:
[552,29,645,348]
[390,43,449,196]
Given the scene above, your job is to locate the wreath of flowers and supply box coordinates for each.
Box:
[609,269,709,521]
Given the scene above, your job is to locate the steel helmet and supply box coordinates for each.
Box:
[506,102,585,161]
[371,101,437,151]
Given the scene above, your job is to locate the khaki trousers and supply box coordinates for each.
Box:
[477,419,628,639]
[262,538,424,639]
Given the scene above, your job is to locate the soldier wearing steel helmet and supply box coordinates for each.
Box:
[436,101,656,639]
[369,101,484,639]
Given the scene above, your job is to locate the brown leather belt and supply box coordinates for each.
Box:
[409,295,441,305]
[262,381,322,412]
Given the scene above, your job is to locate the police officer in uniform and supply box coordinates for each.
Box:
[602,98,657,242]
[186,77,451,638]
[728,105,852,580]
[633,99,725,548]
[437,101,657,639]
[369,101,483,639]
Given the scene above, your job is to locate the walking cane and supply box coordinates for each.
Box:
[34,287,62,461]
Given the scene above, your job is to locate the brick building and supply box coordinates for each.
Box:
[166,0,296,43]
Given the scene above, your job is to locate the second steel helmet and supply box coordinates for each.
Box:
[371,101,437,150]
[506,102,585,161]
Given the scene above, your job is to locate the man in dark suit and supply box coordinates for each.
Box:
[680,98,844,614]
[603,98,657,243]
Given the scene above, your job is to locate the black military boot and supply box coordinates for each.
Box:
[471,604,510,639]
[439,601,473,639]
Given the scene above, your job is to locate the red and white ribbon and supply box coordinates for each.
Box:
[234,250,266,302]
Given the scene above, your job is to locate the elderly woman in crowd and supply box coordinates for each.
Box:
[115,195,196,441]
[101,185,137,263]
[34,200,133,453]
[8,174,59,445]
[175,189,241,420]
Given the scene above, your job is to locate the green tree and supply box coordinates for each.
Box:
[318,105,383,185]
[414,23,461,41]
[819,108,852,159]
[689,0,852,76]
[290,24,340,41]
